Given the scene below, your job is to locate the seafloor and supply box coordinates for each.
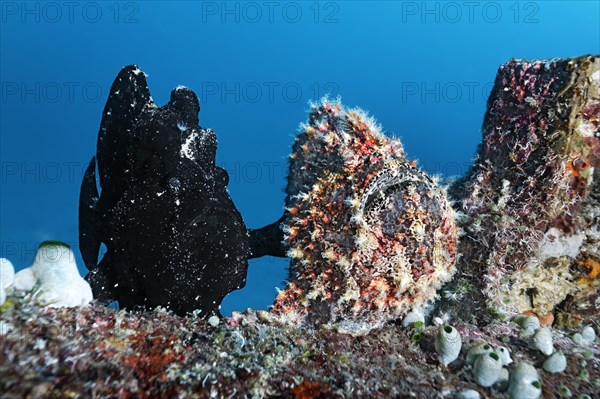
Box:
[1,295,599,399]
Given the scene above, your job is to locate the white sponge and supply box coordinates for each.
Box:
[13,241,93,308]
[0,258,15,289]
[0,258,16,306]
[13,267,37,291]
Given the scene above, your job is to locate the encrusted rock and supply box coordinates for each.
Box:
[447,55,600,323]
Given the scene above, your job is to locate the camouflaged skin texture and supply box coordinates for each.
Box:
[271,99,459,334]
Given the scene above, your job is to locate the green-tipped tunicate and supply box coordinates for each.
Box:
[474,351,503,387]
[508,362,542,399]
[402,309,425,328]
[558,385,572,398]
[543,351,567,373]
[435,325,462,366]
[494,367,510,392]
[494,346,512,365]
[581,326,596,343]
[455,389,480,399]
[466,342,493,366]
[572,332,583,344]
[522,315,540,331]
[531,327,553,355]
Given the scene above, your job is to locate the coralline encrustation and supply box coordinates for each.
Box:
[79,66,250,317]
[446,55,600,324]
[270,99,459,334]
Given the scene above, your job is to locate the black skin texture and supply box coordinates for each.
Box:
[80,65,286,317]
[247,216,287,258]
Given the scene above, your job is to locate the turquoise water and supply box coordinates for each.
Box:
[1,1,598,314]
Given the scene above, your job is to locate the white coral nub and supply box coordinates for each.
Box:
[435,325,462,366]
[474,351,503,387]
[13,242,93,308]
[507,362,542,399]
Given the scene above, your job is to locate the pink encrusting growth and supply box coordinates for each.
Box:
[271,99,459,334]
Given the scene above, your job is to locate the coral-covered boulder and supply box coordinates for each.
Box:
[447,55,599,324]
[79,66,250,317]
[269,99,458,334]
